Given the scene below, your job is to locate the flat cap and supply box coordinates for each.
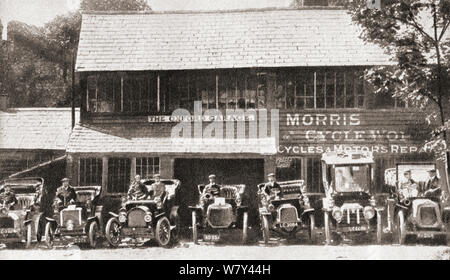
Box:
[61,178,70,182]
[153,174,161,178]
[267,173,275,177]
[208,174,216,179]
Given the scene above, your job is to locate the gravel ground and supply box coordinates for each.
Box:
[0,242,449,260]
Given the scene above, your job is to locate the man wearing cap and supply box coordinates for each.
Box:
[264,173,281,198]
[0,186,18,209]
[202,174,221,199]
[422,169,442,199]
[149,174,166,201]
[127,175,148,200]
[54,178,76,209]
[399,170,418,198]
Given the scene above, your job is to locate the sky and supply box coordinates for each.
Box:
[0,0,292,27]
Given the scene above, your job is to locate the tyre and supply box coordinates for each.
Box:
[25,223,32,249]
[309,213,316,243]
[324,212,331,245]
[192,211,198,244]
[261,215,270,245]
[88,221,99,248]
[242,211,248,244]
[155,217,171,247]
[376,211,382,244]
[396,210,406,245]
[44,222,54,249]
[105,218,122,248]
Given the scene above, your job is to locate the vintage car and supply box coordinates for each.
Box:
[320,152,384,244]
[0,177,44,248]
[44,185,103,248]
[189,184,248,244]
[105,179,180,247]
[385,163,450,244]
[257,180,315,244]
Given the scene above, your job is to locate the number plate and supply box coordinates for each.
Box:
[341,225,369,232]
[203,234,220,242]
[417,232,434,238]
[0,228,16,234]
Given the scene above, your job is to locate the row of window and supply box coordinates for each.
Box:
[85,69,406,114]
[79,157,159,194]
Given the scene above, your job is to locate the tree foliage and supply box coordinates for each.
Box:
[348,0,450,166]
[0,0,151,107]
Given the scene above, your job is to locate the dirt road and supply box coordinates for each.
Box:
[0,242,448,260]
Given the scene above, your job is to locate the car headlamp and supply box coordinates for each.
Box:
[332,206,343,222]
[118,213,127,223]
[0,208,8,215]
[363,206,375,220]
[268,204,275,212]
[144,214,152,223]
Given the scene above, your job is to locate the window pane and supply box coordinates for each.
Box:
[136,157,160,179]
[336,72,345,108]
[346,72,355,108]
[257,74,267,108]
[108,158,131,193]
[326,72,335,108]
[276,157,302,181]
[316,72,325,109]
[79,158,102,186]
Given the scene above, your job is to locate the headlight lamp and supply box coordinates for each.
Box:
[144,214,152,223]
[363,206,375,220]
[118,213,127,223]
[332,206,343,222]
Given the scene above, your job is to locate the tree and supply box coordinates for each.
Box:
[348,0,450,180]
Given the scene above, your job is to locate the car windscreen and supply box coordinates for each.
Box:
[334,165,369,193]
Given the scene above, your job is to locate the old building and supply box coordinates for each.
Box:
[0,105,79,179]
[70,7,445,224]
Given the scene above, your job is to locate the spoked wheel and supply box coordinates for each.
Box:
[25,223,32,249]
[192,211,198,244]
[376,211,383,244]
[242,212,248,244]
[261,215,270,245]
[156,217,171,247]
[88,222,99,248]
[105,218,122,248]
[324,212,331,245]
[396,210,406,245]
[44,222,54,249]
[309,213,316,243]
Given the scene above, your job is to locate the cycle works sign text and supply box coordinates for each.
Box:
[279,112,424,155]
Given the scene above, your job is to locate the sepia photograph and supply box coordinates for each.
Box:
[0,0,449,263]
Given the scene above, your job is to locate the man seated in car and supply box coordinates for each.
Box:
[0,186,18,209]
[263,173,281,199]
[54,178,77,211]
[200,174,221,207]
[422,169,442,199]
[127,175,148,200]
[399,170,419,198]
[148,174,166,202]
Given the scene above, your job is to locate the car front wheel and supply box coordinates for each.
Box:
[242,212,248,244]
[44,222,54,249]
[156,217,171,247]
[396,211,406,245]
[262,215,270,245]
[105,218,122,248]
[192,211,198,244]
[88,222,99,248]
[25,223,32,249]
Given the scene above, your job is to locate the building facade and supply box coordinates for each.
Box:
[69,8,445,224]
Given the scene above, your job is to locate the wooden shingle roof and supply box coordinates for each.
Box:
[76,8,393,72]
[0,108,79,150]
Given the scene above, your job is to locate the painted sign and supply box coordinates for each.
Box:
[279,111,427,155]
